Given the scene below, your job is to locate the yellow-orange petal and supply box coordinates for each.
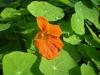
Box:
[36,17,49,31]
[48,24,62,37]
[48,36,64,50]
[35,39,58,59]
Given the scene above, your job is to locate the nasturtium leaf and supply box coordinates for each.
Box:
[40,50,81,75]
[79,45,100,69]
[3,51,37,75]
[59,0,74,7]
[63,34,81,45]
[1,8,21,18]
[21,28,34,34]
[64,43,81,62]
[91,0,100,5]
[78,44,89,58]
[85,35,100,48]
[81,64,97,75]
[27,1,64,21]
[0,24,11,31]
[86,25,100,43]
[71,14,85,35]
[87,46,100,69]
[75,1,100,29]
[58,20,73,35]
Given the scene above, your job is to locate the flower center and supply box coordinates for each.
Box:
[42,32,49,40]
[35,31,50,40]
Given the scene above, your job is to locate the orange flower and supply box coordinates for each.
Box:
[34,17,64,59]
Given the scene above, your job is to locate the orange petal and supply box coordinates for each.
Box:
[47,41,59,58]
[35,39,58,59]
[36,17,49,31]
[48,36,64,50]
[48,24,62,37]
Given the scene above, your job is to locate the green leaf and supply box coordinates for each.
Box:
[27,1,64,21]
[86,24,100,43]
[21,28,34,34]
[81,64,97,75]
[85,35,100,48]
[72,1,100,35]
[27,41,36,54]
[40,50,81,75]
[1,8,21,18]
[0,24,11,31]
[75,1,100,29]
[87,46,100,69]
[79,45,100,69]
[59,0,74,7]
[63,34,81,45]
[3,51,37,75]
[78,44,89,58]
[64,43,81,62]
[91,0,100,5]
[71,14,85,35]
[58,20,73,35]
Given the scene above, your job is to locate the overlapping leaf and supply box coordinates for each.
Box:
[40,50,81,75]
[71,13,85,35]
[63,34,81,45]
[27,1,64,21]
[3,52,37,75]
[0,24,11,31]
[81,64,97,75]
[71,1,100,35]
[1,8,21,18]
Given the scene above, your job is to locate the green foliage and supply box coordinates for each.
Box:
[27,1,64,21]
[1,8,21,18]
[0,0,100,75]
[63,34,81,45]
[3,52,37,75]
[81,64,97,75]
[0,24,11,31]
[71,1,100,35]
[59,0,74,7]
[91,0,100,5]
[75,1,100,30]
[40,50,80,75]
[71,13,85,35]
[86,24,100,43]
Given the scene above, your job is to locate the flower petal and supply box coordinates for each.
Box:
[36,17,49,31]
[48,36,64,50]
[35,39,58,59]
[47,41,59,58]
[48,24,62,37]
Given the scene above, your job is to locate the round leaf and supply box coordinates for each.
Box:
[40,50,80,75]
[3,51,37,75]
[27,1,64,21]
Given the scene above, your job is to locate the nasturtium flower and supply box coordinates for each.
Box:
[34,17,64,59]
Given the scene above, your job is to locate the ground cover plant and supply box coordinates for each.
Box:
[0,0,100,75]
